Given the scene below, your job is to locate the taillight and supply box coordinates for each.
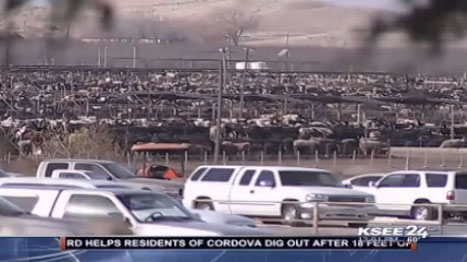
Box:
[447,191,455,201]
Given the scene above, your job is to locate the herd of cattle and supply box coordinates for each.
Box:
[0,68,466,158]
[1,114,467,159]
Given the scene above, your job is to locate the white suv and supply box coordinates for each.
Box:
[359,169,467,220]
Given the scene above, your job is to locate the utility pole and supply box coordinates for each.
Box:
[285,33,290,71]
[451,105,455,140]
[103,45,108,68]
[214,48,227,164]
[97,46,101,68]
[133,45,137,69]
[226,35,232,69]
[239,47,250,119]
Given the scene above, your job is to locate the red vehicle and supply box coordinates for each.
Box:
[138,165,182,180]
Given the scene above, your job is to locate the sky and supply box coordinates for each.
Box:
[32,0,403,10]
[322,0,404,11]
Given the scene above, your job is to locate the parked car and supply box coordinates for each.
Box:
[342,174,385,190]
[0,177,256,228]
[5,172,26,177]
[188,209,258,228]
[0,168,11,177]
[356,169,467,221]
[183,165,376,227]
[0,177,136,190]
[0,196,121,236]
[0,186,270,236]
[51,169,113,180]
[36,159,184,198]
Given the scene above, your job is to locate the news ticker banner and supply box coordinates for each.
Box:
[4,237,467,262]
[60,237,418,251]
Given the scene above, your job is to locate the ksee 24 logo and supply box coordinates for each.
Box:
[358,225,430,239]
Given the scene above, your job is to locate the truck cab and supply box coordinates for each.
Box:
[36,159,184,198]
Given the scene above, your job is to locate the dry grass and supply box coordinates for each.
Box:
[42,125,122,159]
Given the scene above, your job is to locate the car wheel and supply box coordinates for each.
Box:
[348,223,368,228]
[411,205,436,221]
[281,204,301,226]
[195,200,214,211]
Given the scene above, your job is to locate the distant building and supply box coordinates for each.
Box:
[235,61,268,70]
[80,38,164,44]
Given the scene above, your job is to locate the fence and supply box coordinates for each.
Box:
[130,147,467,178]
[3,146,467,177]
[194,199,450,236]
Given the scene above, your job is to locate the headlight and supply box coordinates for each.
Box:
[305,193,328,202]
[365,196,375,203]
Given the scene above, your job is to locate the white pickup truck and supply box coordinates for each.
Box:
[183,165,376,226]
[0,186,269,236]
[36,159,184,198]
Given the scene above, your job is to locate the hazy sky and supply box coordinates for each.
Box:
[32,0,403,10]
[323,0,403,11]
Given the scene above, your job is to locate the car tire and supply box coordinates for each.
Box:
[411,205,436,221]
[281,204,301,226]
[348,223,368,228]
[195,200,214,211]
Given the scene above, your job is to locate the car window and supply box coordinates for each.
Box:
[84,172,112,180]
[239,170,255,186]
[75,164,108,175]
[190,168,207,181]
[426,173,448,188]
[45,163,69,177]
[200,168,234,182]
[59,172,86,179]
[0,197,27,216]
[279,171,338,187]
[455,173,467,189]
[63,195,123,220]
[1,196,39,212]
[378,174,420,188]
[101,163,136,179]
[255,170,276,187]
[352,176,381,186]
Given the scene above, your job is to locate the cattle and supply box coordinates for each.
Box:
[340,138,359,156]
[221,141,251,156]
[209,124,227,142]
[293,138,321,155]
[359,139,389,156]
[439,139,467,148]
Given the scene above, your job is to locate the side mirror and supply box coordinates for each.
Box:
[369,181,376,188]
[124,217,133,226]
[344,184,352,189]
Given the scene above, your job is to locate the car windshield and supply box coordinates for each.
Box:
[84,171,111,180]
[0,197,27,217]
[102,163,136,179]
[118,193,197,223]
[279,171,340,187]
